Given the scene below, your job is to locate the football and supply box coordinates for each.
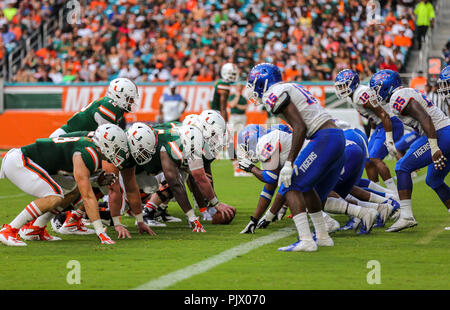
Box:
[212,206,236,225]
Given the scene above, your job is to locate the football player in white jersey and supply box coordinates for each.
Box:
[245,63,346,252]
[335,69,404,197]
[369,69,450,232]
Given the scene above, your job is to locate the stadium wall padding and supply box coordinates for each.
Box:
[0,82,337,149]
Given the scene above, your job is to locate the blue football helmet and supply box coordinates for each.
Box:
[438,65,450,101]
[369,70,402,103]
[335,69,360,99]
[267,124,292,134]
[246,63,282,105]
[237,124,267,162]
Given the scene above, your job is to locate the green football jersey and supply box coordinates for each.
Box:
[21,137,102,175]
[61,96,125,133]
[153,121,181,130]
[229,94,247,115]
[210,79,232,111]
[129,128,184,175]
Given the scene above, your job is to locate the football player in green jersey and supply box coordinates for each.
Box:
[143,111,237,225]
[210,63,238,122]
[50,78,138,137]
[0,124,128,246]
[43,78,138,235]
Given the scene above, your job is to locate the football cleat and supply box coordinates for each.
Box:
[50,212,67,233]
[323,214,340,233]
[234,168,252,177]
[58,211,95,235]
[157,207,182,223]
[385,217,418,232]
[339,217,361,231]
[278,239,318,252]
[315,236,334,247]
[19,221,61,241]
[0,224,27,246]
[98,232,115,245]
[143,207,167,227]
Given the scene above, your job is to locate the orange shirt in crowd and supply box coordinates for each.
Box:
[196,74,213,82]
[171,67,188,80]
[90,0,107,10]
[284,67,299,81]
[409,76,427,90]
[393,35,412,47]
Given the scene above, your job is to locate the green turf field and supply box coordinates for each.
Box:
[0,158,449,290]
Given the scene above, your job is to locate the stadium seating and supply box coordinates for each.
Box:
[6,0,418,83]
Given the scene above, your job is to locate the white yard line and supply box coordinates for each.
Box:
[133,226,297,290]
[0,193,27,200]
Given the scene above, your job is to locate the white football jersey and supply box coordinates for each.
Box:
[256,130,292,171]
[262,82,332,138]
[389,87,450,135]
[349,85,393,125]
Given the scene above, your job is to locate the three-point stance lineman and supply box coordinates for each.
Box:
[246,63,346,252]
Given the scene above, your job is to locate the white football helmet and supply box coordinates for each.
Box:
[106,78,139,112]
[127,122,158,165]
[177,125,203,163]
[93,124,129,167]
[182,114,199,127]
[221,63,238,83]
[197,110,227,155]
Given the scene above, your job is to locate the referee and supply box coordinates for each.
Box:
[159,81,188,123]
[426,82,449,116]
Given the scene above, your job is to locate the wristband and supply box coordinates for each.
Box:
[135,213,144,223]
[428,138,440,155]
[385,131,393,144]
[112,216,122,226]
[186,209,196,222]
[92,219,104,235]
[208,196,219,207]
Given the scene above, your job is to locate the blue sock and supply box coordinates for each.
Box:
[358,178,371,188]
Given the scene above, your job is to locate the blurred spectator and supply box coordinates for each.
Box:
[11,0,419,83]
[414,0,435,50]
[409,70,427,91]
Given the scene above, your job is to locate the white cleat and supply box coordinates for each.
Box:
[19,221,61,241]
[315,236,334,247]
[324,215,340,233]
[142,218,167,227]
[386,217,418,232]
[359,208,378,230]
[0,224,27,246]
[278,239,318,252]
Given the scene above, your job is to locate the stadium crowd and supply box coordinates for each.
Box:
[3,0,428,83]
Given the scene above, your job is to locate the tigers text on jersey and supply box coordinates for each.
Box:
[21,137,101,175]
[389,87,450,135]
[349,85,393,125]
[61,96,125,133]
[262,82,332,139]
[257,130,292,171]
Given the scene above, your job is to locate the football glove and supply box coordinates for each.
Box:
[97,231,115,245]
[385,132,397,157]
[189,217,206,232]
[238,157,254,172]
[240,216,258,234]
[277,205,288,221]
[278,161,293,187]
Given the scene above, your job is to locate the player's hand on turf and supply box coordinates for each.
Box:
[115,225,131,239]
[278,161,293,187]
[238,157,254,172]
[215,202,236,221]
[190,217,206,232]
[98,231,115,245]
[277,206,288,220]
[256,218,271,229]
[240,216,258,234]
[432,149,447,170]
[97,170,117,186]
[137,221,156,235]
